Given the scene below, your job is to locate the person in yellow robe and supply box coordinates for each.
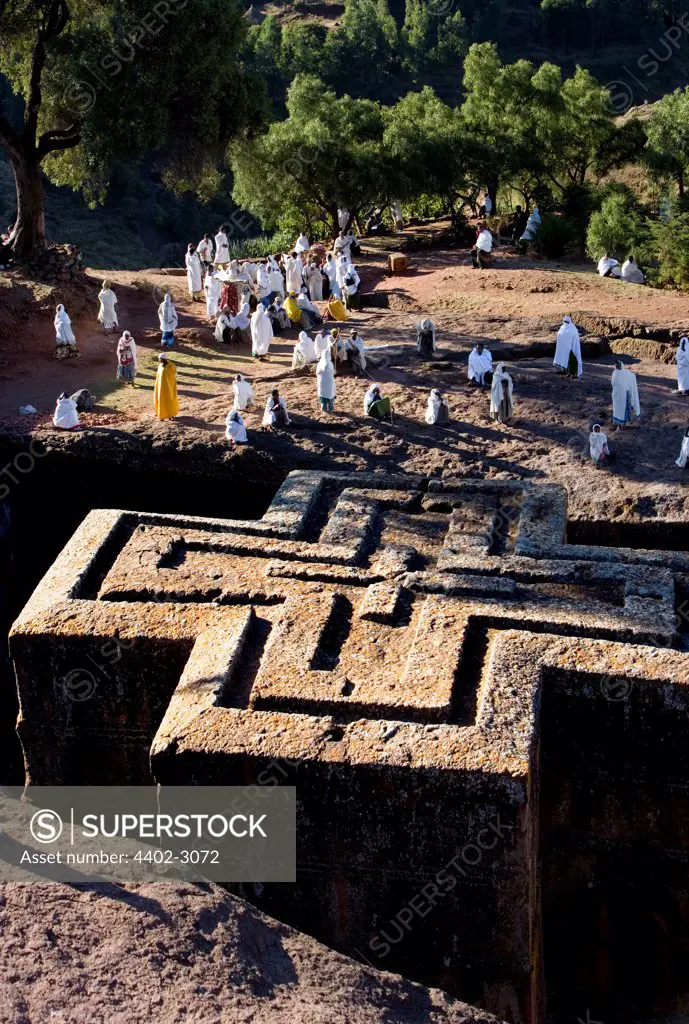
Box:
[154,354,179,419]
[283,292,302,325]
[326,294,348,322]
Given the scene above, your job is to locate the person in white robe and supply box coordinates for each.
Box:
[158,293,178,348]
[335,254,350,291]
[468,343,492,386]
[598,254,621,278]
[553,316,583,378]
[390,200,403,230]
[292,331,318,368]
[346,330,366,374]
[53,392,80,430]
[295,232,310,253]
[256,263,273,307]
[589,423,610,466]
[297,287,321,329]
[97,280,118,332]
[243,260,258,286]
[677,337,689,394]
[490,363,514,423]
[116,330,137,384]
[234,302,251,345]
[185,244,203,299]
[196,234,214,268]
[269,264,285,298]
[305,261,324,301]
[338,208,350,232]
[425,389,449,425]
[314,326,332,358]
[363,383,391,419]
[285,254,303,294]
[54,304,79,358]
[342,264,361,309]
[416,319,436,358]
[316,345,336,412]
[334,231,354,263]
[262,389,290,430]
[232,373,254,411]
[621,256,645,284]
[214,227,230,266]
[611,361,641,426]
[676,426,689,468]
[324,254,340,299]
[471,224,493,268]
[215,309,236,344]
[225,409,248,445]
[520,207,541,243]
[250,303,273,359]
[204,268,222,319]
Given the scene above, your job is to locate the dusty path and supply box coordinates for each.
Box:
[1,244,688,524]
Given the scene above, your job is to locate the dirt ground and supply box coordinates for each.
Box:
[2,238,689,524]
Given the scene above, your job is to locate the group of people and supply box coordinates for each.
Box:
[597,254,646,283]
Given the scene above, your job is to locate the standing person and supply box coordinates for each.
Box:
[204,267,221,320]
[54,304,79,359]
[154,353,179,419]
[589,423,610,467]
[314,324,332,357]
[232,373,254,411]
[323,253,339,299]
[256,261,274,308]
[316,345,336,412]
[262,388,290,430]
[285,252,303,294]
[214,225,230,266]
[295,231,310,253]
[480,190,492,217]
[225,409,248,446]
[334,230,354,263]
[471,222,493,268]
[185,243,203,301]
[158,293,178,348]
[611,360,641,428]
[676,426,689,468]
[196,233,214,270]
[97,280,118,333]
[511,205,528,239]
[677,336,689,395]
[305,260,324,301]
[490,363,514,423]
[425,389,449,424]
[346,329,366,375]
[269,260,285,299]
[116,330,137,386]
[250,303,273,360]
[519,206,541,248]
[53,392,81,430]
[553,315,583,378]
[343,264,361,311]
[468,343,492,386]
[416,319,436,359]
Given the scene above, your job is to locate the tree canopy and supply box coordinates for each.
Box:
[0,0,264,258]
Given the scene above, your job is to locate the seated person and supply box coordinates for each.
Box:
[283,292,302,325]
[225,409,248,445]
[297,287,322,329]
[292,331,318,368]
[53,392,81,430]
[621,255,645,284]
[330,328,347,371]
[325,293,348,322]
[262,388,290,430]
[214,308,236,344]
[468,343,493,386]
[471,223,493,268]
[425,388,449,425]
[597,254,621,278]
[267,295,291,332]
[364,384,391,420]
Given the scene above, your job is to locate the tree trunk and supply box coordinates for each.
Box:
[9,150,47,260]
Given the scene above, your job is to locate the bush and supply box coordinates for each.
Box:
[531,214,576,259]
[586,193,651,263]
[227,228,297,260]
[650,214,689,289]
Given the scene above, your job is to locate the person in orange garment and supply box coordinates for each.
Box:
[154,353,179,419]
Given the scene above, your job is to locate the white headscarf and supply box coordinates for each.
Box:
[117,330,137,368]
[490,362,514,417]
[225,409,248,443]
[158,293,178,332]
[425,389,446,424]
[54,304,76,343]
[589,424,608,461]
[316,345,336,400]
[364,384,382,414]
[250,303,273,355]
[234,302,250,329]
[554,316,583,377]
[677,337,689,393]
[292,331,317,367]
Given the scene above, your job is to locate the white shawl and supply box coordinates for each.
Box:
[251,305,273,355]
[554,317,583,377]
[54,305,75,343]
[611,367,640,423]
[468,346,492,382]
[677,337,689,392]
[316,348,336,400]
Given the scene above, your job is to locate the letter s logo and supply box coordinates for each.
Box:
[30,809,63,844]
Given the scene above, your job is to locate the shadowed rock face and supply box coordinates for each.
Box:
[0,882,503,1024]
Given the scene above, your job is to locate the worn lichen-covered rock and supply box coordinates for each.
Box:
[10,470,689,1022]
[0,882,503,1024]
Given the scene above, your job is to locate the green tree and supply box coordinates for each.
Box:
[323,0,399,100]
[585,190,650,261]
[281,22,327,78]
[651,213,689,289]
[245,16,285,101]
[646,89,689,199]
[230,74,389,238]
[0,0,262,260]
